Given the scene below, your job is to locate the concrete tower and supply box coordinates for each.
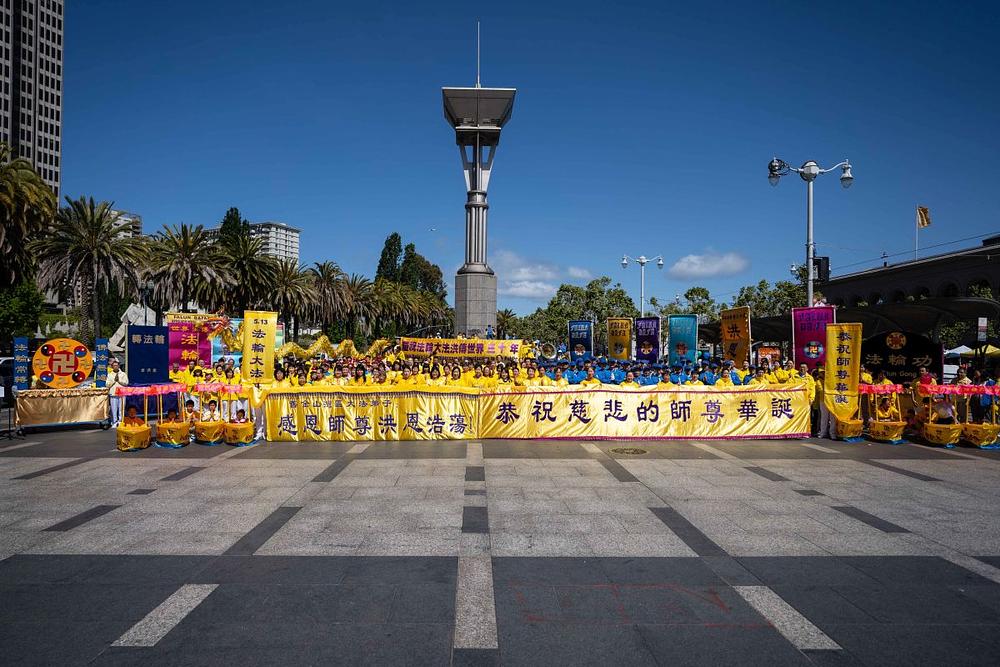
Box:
[442,85,516,336]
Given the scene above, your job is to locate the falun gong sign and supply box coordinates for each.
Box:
[32,338,93,389]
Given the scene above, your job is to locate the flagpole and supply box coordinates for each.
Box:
[914,207,918,260]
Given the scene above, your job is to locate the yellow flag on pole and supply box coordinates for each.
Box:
[916,206,931,228]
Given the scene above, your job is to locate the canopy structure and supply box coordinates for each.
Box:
[700,298,1000,344]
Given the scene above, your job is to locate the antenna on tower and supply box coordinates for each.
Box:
[476,21,481,88]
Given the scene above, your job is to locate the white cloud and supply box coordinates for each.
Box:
[492,250,558,282]
[567,266,592,280]
[668,251,750,280]
[502,280,559,299]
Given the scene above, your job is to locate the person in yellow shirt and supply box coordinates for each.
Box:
[122,405,145,427]
[425,366,446,386]
[169,363,187,385]
[271,369,292,389]
[748,368,769,385]
[523,367,547,387]
[478,366,499,389]
[792,363,816,404]
[446,366,466,386]
[579,367,602,388]
[658,373,676,388]
[772,361,793,384]
[394,367,418,387]
[618,371,641,389]
[550,367,570,387]
[875,396,900,422]
[348,366,369,386]
[715,370,735,388]
[860,364,874,385]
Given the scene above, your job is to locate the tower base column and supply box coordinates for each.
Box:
[454,272,497,337]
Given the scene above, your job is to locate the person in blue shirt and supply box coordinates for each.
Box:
[596,359,614,385]
[669,364,689,385]
[701,363,719,385]
[742,366,757,385]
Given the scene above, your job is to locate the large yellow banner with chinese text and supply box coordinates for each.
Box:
[242,311,278,384]
[824,322,862,421]
[720,307,751,364]
[607,318,632,360]
[264,386,480,441]
[399,337,529,359]
[261,386,809,441]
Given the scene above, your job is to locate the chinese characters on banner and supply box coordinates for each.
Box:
[720,307,751,364]
[667,315,698,366]
[126,326,169,384]
[94,338,109,388]
[634,317,661,363]
[860,331,943,384]
[262,386,810,442]
[568,321,594,361]
[607,318,632,360]
[168,321,212,368]
[823,322,862,422]
[12,337,30,390]
[242,311,278,383]
[792,306,836,371]
[399,337,524,359]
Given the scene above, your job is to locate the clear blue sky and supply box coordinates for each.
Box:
[63,0,1000,314]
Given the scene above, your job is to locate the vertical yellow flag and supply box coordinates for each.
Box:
[823,322,862,421]
[242,311,278,384]
[607,318,632,360]
[720,307,751,363]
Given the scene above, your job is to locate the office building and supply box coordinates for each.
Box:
[0,0,64,196]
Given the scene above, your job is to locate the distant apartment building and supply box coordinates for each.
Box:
[113,210,142,237]
[205,221,301,262]
[0,0,64,196]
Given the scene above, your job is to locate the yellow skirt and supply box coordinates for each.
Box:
[923,422,962,445]
[869,421,906,442]
[117,425,152,452]
[194,421,225,445]
[961,423,1000,447]
[836,419,864,439]
[224,422,256,446]
[154,421,190,448]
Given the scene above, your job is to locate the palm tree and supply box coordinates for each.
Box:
[341,274,375,339]
[0,143,57,285]
[223,234,278,313]
[145,223,228,313]
[497,308,518,338]
[31,197,145,343]
[308,260,345,333]
[270,259,314,342]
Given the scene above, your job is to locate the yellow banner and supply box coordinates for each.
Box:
[399,337,528,359]
[264,386,480,441]
[824,322,862,421]
[242,311,278,383]
[607,318,632,360]
[165,312,218,325]
[720,307,751,364]
[261,386,809,441]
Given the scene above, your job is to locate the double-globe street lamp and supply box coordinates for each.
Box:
[621,254,664,317]
[767,158,854,307]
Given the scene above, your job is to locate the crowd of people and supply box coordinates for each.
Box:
[103,347,998,441]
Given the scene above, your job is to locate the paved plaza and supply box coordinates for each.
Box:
[2,432,1000,665]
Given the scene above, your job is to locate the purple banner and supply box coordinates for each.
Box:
[634,317,660,362]
[792,306,836,371]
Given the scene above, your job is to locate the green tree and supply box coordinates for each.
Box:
[146,223,228,314]
[496,308,518,339]
[309,260,346,335]
[223,234,277,314]
[31,197,145,345]
[269,259,314,342]
[0,143,57,285]
[517,277,638,352]
[375,232,402,282]
[217,207,250,248]
[398,242,447,298]
[729,279,805,317]
[0,280,44,342]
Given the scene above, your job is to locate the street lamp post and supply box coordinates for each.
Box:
[767,158,853,307]
[621,254,664,317]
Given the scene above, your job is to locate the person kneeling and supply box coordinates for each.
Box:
[231,408,249,424]
[201,400,222,422]
[122,405,145,427]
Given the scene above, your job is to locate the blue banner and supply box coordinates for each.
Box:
[634,317,661,363]
[568,320,593,361]
[667,315,698,366]
[13,337,30,390]
[94,338,109,388]
[125,325,169,385]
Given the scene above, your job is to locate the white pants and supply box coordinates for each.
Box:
[223,399,248,422]
[109,396,122,425]
[818,403,836,439]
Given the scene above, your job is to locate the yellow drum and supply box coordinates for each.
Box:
[923,422,962,446]
[194,421,225,445]
[961,423,1000,448]
[224,422,256,446]
[154,421,190,448]
[836,419,864,439]
[117,425,152,452]
[869,421,906,443]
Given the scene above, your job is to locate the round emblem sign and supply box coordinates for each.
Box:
[803,341,824,359]
[885,332,907,350]
[32,338,93,389]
